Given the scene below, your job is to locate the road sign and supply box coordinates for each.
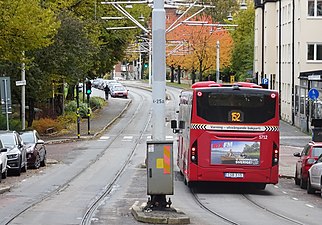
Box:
[262,78,269,85]
[16,80,26,86]
[308,88,319,100]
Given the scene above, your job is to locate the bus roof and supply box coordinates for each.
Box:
[191,81,221,88]
[191,81,262,89]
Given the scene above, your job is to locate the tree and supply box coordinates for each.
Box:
[229,1,255,81]
[0,0,59,62]
[166,14,233,81]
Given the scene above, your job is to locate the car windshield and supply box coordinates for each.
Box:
[0,134,16,148]
[20,132,35,144]
[114,86,125,91]
[312,147,322,157]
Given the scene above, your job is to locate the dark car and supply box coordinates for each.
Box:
[20,130,47,169]
[110,84,128,98]
[294,141,322,188]
[0,131,27,176]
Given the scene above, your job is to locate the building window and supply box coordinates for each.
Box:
[307,43,322,60]
[308,0,322,17]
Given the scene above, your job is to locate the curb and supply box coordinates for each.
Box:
[131,202,190,224]
[0,186,10,194]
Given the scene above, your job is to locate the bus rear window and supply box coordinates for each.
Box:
[196,90,276,123]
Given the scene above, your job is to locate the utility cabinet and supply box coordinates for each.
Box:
[146,141,173,195]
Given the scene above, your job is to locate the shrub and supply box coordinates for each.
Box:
[90,96,106,109]
[65,101,90,118]
[0,113,22,131]
[32,118,62,135]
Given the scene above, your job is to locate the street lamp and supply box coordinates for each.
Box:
[216,40,220,82]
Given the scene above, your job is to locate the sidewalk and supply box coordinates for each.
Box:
[41,97,132,144]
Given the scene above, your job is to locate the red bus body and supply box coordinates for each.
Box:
[175,82,279,188]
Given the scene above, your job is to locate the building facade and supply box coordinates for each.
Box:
[254,0,322,132]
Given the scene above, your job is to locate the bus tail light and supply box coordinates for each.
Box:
[272,142,279,166]
[191,141,198,165]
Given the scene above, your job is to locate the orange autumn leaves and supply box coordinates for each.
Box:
[166,13,233,77]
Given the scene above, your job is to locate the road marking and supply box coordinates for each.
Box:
[99,136,110,140]
[280,136,310,139]
[282,191,288,194]
[123,136,133,141]
[292,198,298,201]
[305,204,314,208]
[274,185,279,189]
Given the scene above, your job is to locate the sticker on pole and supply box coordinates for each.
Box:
[308,88,319,100]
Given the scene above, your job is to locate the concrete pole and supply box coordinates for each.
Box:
[21,52,26,130]
[152,0,166,140]
[148,38,152,86]
[216,40,220,82]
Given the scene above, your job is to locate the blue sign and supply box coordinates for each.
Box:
[308,88,319,100]
[262,78,269,85]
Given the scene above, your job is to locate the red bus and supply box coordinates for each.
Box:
[171,82,279,189]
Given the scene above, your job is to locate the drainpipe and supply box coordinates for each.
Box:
[292,0,295,125]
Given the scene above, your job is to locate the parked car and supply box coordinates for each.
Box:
[20,130,47,169]
[294,141,322,188]
[0,131,27,176]
[307,154,322,196]
[0,140,8,182]
[110,85,128,98]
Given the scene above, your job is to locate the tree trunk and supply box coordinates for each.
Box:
[170,65,175,83]
[27,98,35,127]
[192,69,196,84]
[199,60,203,81]
[177,65,181,84]
[66,85,75,101]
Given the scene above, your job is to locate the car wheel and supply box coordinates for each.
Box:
[34,154,41,169]
[307,176,315,194]
[300,177,307,189]
[294,170,300,185]
[255,183,266,190]
[40,154,47,167]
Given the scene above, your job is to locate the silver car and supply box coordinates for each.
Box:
[0,131,27,176]
[307,154,322,197]
[0,139,8,182]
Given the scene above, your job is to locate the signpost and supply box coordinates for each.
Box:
[0,77,12,130]
[309,88,320,119]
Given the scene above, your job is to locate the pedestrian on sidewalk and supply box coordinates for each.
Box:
[104,85,110,100]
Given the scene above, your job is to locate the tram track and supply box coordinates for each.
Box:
[241,194,306,225]
[190,187,307,225]
[3,88,152,225]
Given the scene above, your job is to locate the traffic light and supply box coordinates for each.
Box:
[144,63,148,68]
[86,81,92,95]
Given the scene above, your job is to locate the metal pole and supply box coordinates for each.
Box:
[3,80,9,131]
[152,0,166,140]
[148,38,152,86]
[216,40,220,82]
[87,94,90,135]
[76,83,80,138]
[21,52,26,130]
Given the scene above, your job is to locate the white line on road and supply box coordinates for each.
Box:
[305,204,314,208]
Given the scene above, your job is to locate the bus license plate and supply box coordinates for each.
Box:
[224,173,244,178]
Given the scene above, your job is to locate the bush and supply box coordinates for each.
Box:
[65,101,90,118]
[0,113,22,131]
[32,118,62,135]
[57,111,77,128]
[90,96,106,109]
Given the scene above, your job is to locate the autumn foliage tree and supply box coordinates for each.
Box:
[166,13,233,82]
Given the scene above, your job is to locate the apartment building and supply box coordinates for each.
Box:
[254,0,322,132]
